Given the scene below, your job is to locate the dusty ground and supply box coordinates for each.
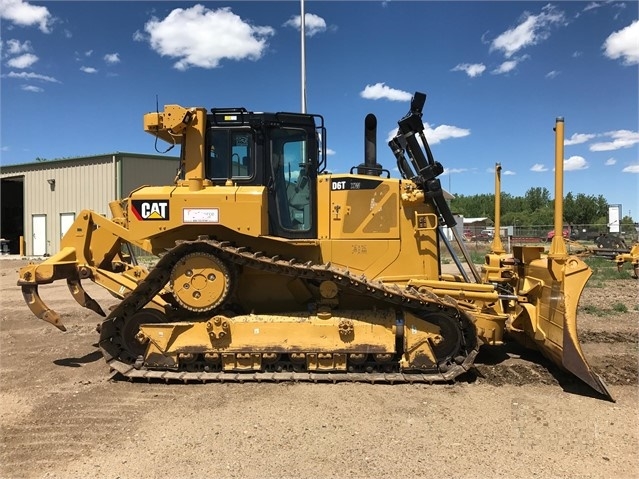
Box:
[1,258,637,479]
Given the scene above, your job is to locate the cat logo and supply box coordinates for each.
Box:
[131,200,170,221]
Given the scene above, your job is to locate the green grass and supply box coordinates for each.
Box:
[469,250,487,265]
[612,302,629,313]
[584,256,633,282]
[582,304,606,316]
[580,302,632,316]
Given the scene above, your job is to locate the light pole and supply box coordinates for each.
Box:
[300,0,307,114]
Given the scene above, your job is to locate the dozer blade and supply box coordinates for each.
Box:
[21,285,67,332]
[514,246,613,401]
[67,278,106,317]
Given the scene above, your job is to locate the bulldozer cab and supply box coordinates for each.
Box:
[205,109,324,239]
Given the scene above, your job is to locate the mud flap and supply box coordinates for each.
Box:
[515,250,613,401]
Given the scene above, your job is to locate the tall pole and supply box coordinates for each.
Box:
[491,163,505,254]
[550,117,567,257]
[300,0,307,113]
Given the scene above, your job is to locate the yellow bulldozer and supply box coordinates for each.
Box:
[17,92,612,400]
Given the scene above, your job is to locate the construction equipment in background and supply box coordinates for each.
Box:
[591,233,629,258]
[616,243,639,278]
[17,92,613,401]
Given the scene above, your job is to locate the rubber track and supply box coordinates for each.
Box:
[99,238,479,384]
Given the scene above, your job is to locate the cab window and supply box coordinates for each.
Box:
[207,130,253,181]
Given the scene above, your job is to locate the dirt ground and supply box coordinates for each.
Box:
[1,258,637,479]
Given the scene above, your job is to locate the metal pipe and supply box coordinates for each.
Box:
[491,162,505,254]
[438,226,482,283]
[438,227,470,282]
[550,117,567,257]
[358,114,382,175]
[365,113,377,168]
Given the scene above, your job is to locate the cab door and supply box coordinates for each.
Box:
[267,128,317,239]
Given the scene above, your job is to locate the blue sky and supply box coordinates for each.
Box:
[1,1,638,218]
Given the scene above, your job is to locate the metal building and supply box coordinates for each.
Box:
[0,152,178,256]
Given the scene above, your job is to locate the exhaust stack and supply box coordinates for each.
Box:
[357,113,382,176]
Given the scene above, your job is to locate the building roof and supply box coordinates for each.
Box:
[0,152,178,170]
[463,217,493,224]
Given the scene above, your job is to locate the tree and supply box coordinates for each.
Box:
[524,187,551,212]
[449,189,613,227]
[564,193,608,225]
[450,193,495,220]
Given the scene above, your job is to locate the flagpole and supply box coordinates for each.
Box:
[300,0,307,113]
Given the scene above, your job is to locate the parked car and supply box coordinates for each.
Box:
[546,227,570,241]
[472,230,493,242]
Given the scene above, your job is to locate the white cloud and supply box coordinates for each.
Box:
[385,123,470,145]
[425,124,470,144]
[572,51,583,58]
[486,167,516,175]
[4,71,59,82]
[622,164,639,173]
[360,83,412,101]
[80,66,97,74]
[564,155,589,171]
[603,20,639,66]
[441,168,468,176]
[583,2,602,12]
[104,53,120,64]
[0,0,52,33]
[564,133,595,146]
[545,70,560,79]
[589,130,639,151]
[20,84,42,92]
[283,13,327,37]
[491,60,519,74]
[6,52,37,68]
[142,5,275,70]
[4,38,32,55]
[326,148,336,156]
[451,63,486,78]
[604,158,616,166]
[490,5,565,58]
[530,163,548,172]
[85,50,93,57]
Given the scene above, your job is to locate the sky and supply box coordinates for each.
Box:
[1,0,638,219]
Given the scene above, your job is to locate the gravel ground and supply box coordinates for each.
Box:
[1,258,637,479]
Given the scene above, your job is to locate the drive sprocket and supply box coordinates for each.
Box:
[169,252,234,313]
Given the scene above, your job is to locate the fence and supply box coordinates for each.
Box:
[465,224,637,243]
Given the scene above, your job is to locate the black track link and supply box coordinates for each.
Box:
[99,238,479,383]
